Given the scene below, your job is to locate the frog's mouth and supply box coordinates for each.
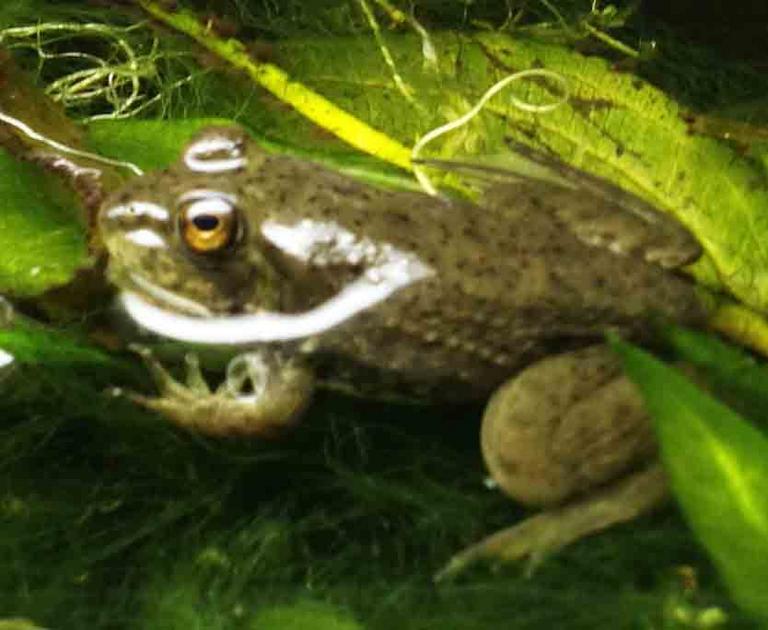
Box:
[119,257,435,345]
[125,272,214,318]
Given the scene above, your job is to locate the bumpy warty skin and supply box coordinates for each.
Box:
[99,126,705,402]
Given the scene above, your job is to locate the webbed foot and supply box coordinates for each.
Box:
[117,345,314,437]
[435,462,667,582]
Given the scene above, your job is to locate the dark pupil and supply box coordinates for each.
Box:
[192,215,220,231]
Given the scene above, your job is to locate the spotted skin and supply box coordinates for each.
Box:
[100,125,706,573]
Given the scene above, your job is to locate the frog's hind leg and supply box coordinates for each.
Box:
[436,344,665,581]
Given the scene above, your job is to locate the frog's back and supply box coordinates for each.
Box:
[248,160,703,401]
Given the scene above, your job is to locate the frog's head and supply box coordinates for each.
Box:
[99,126,281,317]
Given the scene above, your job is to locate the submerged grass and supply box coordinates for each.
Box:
[0,360,748,628]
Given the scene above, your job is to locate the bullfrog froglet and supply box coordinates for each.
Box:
[99,126,705,574]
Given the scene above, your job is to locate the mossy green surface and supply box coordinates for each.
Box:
[2,321,761,628]
[0,356,749,629]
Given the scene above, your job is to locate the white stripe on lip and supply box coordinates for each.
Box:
[120,257,434,344]
[128,273,213,317]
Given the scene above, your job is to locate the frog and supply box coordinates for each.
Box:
[98,125,706,576]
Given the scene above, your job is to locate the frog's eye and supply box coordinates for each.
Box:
[179,197,239,254]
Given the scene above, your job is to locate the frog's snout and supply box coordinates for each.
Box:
[99,197,173,252]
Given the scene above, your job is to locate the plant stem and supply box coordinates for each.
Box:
[137,0,414,171]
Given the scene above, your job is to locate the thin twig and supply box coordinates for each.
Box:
[371,0,438,68]
[0,110,144,175]
[357,0,419,107]
[0,21,163,121]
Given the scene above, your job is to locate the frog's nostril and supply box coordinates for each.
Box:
[104,201,170,223]
[100,200,172,253]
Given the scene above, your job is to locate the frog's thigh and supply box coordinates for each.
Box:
[437,345,667,580]
[482,344,657,507]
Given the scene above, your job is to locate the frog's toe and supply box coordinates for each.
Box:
[435,513,555,582]
[219,352,271,400]
[127,343,196,397]
[111,351,207,425]
[113,386,184,420]
[435,462,667,582]
[436,504,595,582]
[183,352,212,394]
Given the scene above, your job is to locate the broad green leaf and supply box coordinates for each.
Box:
[87,118,420,192]
[611,337,768,621]
[275,34,768,314]
[662,325,768,425]
[86,118,232,172]
[481,36,768,312]
[0,620,47,630]
[0,149,86,296]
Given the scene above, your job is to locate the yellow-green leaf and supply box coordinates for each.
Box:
[86,118,232,172]
[661,325,768,425]
[87,118,420,192]
[611,336,768,621]
[275,34,768,314]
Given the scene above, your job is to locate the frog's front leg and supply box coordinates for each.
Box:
[124,346,314,437]
[437,344,665,580]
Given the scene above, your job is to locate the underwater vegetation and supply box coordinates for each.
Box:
[0,1,767,628]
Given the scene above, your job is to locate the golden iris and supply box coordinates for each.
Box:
[179,197,237,254]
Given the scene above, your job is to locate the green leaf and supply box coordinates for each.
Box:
[475,36,768,310]
[0,149,86,296]
[0,319,115,367]
[276,34,768,313]
[0,620,47,630]
[662,325,768,425]
[611,336,768,621]
[86,118,232,172]
[87,118,421,192]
